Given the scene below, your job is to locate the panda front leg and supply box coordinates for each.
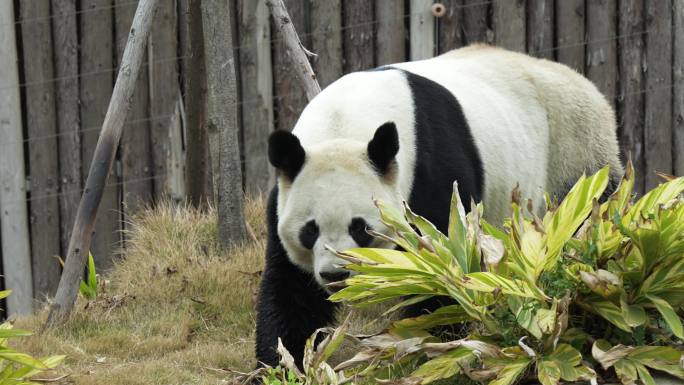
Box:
[255,188,336,368]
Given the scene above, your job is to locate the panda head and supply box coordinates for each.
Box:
[269,122,402,292]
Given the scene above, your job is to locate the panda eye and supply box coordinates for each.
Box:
[299,220,319,250]
[349,217,374,247]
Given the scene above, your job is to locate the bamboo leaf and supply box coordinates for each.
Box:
[645,294,684,339]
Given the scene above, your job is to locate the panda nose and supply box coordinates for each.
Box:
[319,270,350,283]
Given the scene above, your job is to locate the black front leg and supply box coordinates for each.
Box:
[255,187,336,368]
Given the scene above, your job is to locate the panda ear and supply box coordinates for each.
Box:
[367,122,399,176]
[268,130,306,181]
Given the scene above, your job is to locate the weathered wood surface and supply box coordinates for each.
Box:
[618,0,645,195]
[493,0,525,52]
[80,0,120,271]
[527,0,554,59]
[202,0,247,247]
[19,0,61,299]
[52,0,82,260]
[376,0,406,65]
[150,0,183,200]
[241,0,276,196]
[115,0,152,214]
[0,0,33,315]
[48,0,160,327]
[182,0,211,208]
[343,0,375,73]
[462,0,489,44]
[410,0,435,60]
[644,0,672,188]
[270,0,311,131]
[438,0,464,54]
[674,1,684,177]
[310,0,342,88]
[586,0,617,108]
[555,0,585,73]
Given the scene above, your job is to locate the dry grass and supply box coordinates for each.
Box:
[13,196,392,385]
[14,197,267,385]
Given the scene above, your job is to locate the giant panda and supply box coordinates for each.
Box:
[255,45,623,367]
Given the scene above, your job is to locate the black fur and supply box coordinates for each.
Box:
[349,218,374,247]
[255,187,336,367]
[298,220,319,250]
[268,131,306,181]
[255,69,485,367]
[367,122,400,176]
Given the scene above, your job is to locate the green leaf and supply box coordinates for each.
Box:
[0,290,11,300]
[487,357,532,385]
[462,272,546,300]
[624,176,684,225]
[645,294,684,339]
[537,360,561,385]
[0,347,48,369]
[620,297,647,328]
[448,182,471,273]
[411,348,472,384]
[587,300,632,332]
[391,305,470,334]
[0,328,32,339]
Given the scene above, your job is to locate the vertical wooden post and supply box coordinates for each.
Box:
[462,0,489,44]
[202,0,247,247]
[555,0,585,73]
[376,0,406,65]
[618,0,645,195]
[586,0,617,108]
[239,0,276,196]
[47,0,160,327]
[52,0,82,260]
[644,0,673,188]
[150,0,183,200]
[183,0,211,208]
[310,0,342,88]
[80,0,120,271]
[527,0,554,59]
[438,0,465,54]
[343,0,375,73]
[272,0,310,131]
[410,0,435,60]
[0,0,33,315]
[493,0,526,52]
[19,0,61,299]
[115,0,153,213]
[673,1,684,177]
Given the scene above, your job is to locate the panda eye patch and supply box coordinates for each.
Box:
[349,217,374,247]
[299,220,319,250]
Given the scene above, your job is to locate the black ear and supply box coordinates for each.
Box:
[268,130,306,181]
[367,122,399,176]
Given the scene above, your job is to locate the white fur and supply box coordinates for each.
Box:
[276,45,623,288]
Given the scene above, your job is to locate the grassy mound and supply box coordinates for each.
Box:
[15,198,267,385]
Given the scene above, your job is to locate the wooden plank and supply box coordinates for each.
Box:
[0,0,33,315]
[239,0,275,196]
[643,0,673,189]
[80,0,120,271]
[375,0,406,65]
[586,0,617,108]
[150,0,182,200]
[310,0,342,87]
[438,0,464,54]
[617,0,645,195]
[343,0,375,73]
[19,0,61,299]
[51,0,81,265]
[115,0,152,214]
[462,0,489,44]
[493,0,525,52]
[168,99,186,201]
[555,0,585,73]
[410,0,435,60]
[272,0,309,131]
[674,0,684,176]
[527,0,553,59]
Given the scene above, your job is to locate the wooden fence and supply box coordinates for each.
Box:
[0,0,682,315]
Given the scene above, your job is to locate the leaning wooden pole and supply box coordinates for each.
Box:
[266,0,321,101]
[46,0,160,327]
